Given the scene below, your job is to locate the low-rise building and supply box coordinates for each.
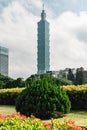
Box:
[47,67,87,84]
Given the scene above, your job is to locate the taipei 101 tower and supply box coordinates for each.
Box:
[37,5,50,74]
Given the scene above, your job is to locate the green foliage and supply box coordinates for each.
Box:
[63,85,87,110]
[75,69,83,85]
[67,69,75,83]
[0,74,25,88]
[54,77,72,86]
[0,88,24,105]
[16,79,71,119]
[0,80,4,89]
[0,113,47,130]
[67,68,84,85]
[25,74,40,86]
[51,118,85,130]
[0,73,14,88]
[12,78,25,88]
[26,73,72,87]
[0,73,73,89]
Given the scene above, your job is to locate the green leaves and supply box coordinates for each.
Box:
[16,78,71,119]
[0,113,48,130]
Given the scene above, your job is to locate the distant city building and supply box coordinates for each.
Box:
[47,68,76,79]
[37,5,50,74]
[47,67,87,84]
[0,46,9,76]
[47,71,59,77]
[77,67,87,84]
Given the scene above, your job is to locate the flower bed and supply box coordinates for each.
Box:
[52,118,86,130]
[0,112,86,130]
[0,112,51,130]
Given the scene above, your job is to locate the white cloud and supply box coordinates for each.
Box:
[50,11,87,71]
[0,1,87,79]
[0,1,38,78]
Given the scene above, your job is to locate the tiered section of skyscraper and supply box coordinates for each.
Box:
[37,5,50,74]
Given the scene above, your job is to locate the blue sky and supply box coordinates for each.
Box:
[0,0,87,79]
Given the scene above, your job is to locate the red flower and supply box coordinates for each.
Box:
[66,120,75,126]
[43,122,52,130]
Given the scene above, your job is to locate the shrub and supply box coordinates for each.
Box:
[0,88,24,105]
[0,113,86,130]
[55,77,73,85]
[26,74,73,87]
[0,113,49,130]
[51,119,86,130]
[16,79,71,119]
[63,85,87,110]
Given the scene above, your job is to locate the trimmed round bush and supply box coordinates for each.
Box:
[16,79,71,119]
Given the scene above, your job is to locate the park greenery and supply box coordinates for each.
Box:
[67,68,83,85]
[0,74,79,89]
[0,112,86,130]
[0,74,25,89]
[0,84,87,111]
[0,73,73,89]
[16,78,71,119]
[0,68,84,90]
[0,106,87,128]
[0,73,87,129]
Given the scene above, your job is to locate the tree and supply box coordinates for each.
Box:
[67,69,75,84]
[0,80,4,89]
[75,69,83,85]
[16,78,71,119]
[25,74,40,87]
[13,78,25,88]
[0,74,26,88]
[26,73,72,87]
[0,74,14,88]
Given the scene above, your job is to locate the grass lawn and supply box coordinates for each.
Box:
[0,105,16,116]
[63,111,87,128]
[0,105,87,128]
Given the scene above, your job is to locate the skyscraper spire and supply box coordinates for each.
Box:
[43,3,44,10]
[41,3,46,20]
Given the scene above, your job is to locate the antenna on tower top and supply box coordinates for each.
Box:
[43,3,44,10]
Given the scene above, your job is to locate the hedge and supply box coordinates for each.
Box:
[1,85,87,110]
[63,85,87,110]
[0,88,24,105]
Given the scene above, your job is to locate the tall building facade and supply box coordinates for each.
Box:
[37,6,50,74]
[0,46,9,76]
